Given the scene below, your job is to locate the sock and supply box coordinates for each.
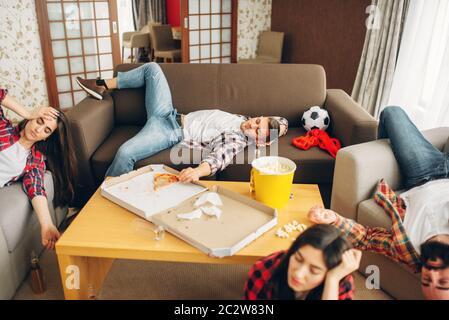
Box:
[96,78,109,90]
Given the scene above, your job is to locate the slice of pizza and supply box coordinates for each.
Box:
[153,173,180,191]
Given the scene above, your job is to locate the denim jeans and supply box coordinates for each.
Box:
[378,106,449,188]
[105,63,183,177]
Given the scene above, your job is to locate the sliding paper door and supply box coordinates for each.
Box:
[36,0,120,108]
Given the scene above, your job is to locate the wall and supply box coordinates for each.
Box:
[0,0,48,123]
[237,0,272,60]
[167,0,181,27]
[271,0,370,93]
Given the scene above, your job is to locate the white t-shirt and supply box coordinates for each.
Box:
[182,109,245,143]
[0,142,30,187]
[400,179,449,254]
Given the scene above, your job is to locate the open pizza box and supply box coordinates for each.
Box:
[100,164,278,258]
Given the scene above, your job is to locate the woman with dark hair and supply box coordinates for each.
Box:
[0,89,77,250]
[244,224,362,300]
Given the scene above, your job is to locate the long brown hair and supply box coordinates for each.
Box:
[269,224,352,300]
[19,111,77,207]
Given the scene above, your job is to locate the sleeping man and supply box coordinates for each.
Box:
[308,106,449,300]
[76,62,288,182]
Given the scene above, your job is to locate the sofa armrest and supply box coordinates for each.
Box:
[331,127,449,220]
[330,139,401,220]
[66,95,114,206]
[325,89,378,147]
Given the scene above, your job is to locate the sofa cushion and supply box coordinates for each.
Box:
[91,126,217,182]
[218,127,335,183]
[0,171,55,252]
[92,126,335,184]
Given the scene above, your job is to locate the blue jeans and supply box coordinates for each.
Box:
[378,106,449,188]
[105,63,183,177]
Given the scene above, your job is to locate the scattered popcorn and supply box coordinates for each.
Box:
[275,221,308,239]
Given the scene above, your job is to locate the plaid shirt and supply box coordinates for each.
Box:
[244,251,355,300]
[0,88,47,200]
[332,179,421,273]
[179,116,288,175]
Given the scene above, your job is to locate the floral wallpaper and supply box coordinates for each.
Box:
[0,0,48,123]
[237,0,272,60]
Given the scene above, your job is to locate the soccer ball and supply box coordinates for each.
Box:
[301,106,330,131]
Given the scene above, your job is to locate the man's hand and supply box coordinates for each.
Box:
[307,205,337,224]
[179,167,201,183]
[327,249,362,282]
[41,223,60,250]
[28,106,59,121]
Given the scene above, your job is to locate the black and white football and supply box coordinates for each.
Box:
[301,106,330,131]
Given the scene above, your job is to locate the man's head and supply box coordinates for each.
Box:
[241,116,287,144]
[420,236,449,300]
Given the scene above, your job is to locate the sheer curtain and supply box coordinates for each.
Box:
[387,0,449,130]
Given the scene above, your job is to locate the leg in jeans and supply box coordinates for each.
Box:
[378,106,447,187]
[105,63,182,177]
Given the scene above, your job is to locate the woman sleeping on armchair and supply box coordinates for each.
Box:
[0,89,77,250]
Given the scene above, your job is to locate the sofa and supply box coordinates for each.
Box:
[67,63,378,208]
[0,172,67,300]
[331,127,449,300]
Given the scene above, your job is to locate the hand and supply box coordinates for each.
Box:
[41,223,60,250]
[307,205,337,224]
[28,106,59,121]
[179,167,201,183]
[327,249,362,282]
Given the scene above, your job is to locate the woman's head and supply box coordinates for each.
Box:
[20,111,77,206]
[22,114,58,143]
[271,224,352,299]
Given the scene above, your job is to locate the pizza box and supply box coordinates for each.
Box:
[100,164,278,257]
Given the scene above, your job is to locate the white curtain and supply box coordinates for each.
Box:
[387,0,449,130]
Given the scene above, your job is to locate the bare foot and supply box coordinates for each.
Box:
[307,205,337,224]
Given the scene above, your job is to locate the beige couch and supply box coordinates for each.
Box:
[331,126,449,300]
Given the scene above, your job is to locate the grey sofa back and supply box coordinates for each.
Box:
[113,63,327,127]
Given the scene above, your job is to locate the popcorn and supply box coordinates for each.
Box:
[275,220,308,239]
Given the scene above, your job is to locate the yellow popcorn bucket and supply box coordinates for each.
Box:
[249,156,296,209]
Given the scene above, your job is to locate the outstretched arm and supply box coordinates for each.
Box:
[31,196,60,250]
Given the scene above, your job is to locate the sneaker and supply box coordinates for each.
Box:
[75,77,107,100]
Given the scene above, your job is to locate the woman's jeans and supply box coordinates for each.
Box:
[105,63,183,177]
[378,106,449,188]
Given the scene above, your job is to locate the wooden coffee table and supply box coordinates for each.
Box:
[56,181,323,299]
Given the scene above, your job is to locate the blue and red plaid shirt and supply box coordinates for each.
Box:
[244,251,355,300]
[0,88,47,200]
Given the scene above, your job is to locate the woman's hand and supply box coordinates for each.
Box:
[327,249,362,282]
[41,223,61,250]
[28,106,59,121]
[179,167,201,183]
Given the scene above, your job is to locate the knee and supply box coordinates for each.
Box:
[143,62,161,76]
[380,106,405,121]
[116,145,135,162]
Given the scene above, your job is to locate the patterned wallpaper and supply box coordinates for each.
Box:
[0,0,49,123]
[237,0,272,60]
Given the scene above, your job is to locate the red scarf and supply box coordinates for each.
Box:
[291,129,341,158]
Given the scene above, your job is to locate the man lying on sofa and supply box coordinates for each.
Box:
[308,106,449,300]
[76,62,288,182]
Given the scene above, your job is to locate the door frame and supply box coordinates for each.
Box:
[35,0,121,108]
[181,0,238,63]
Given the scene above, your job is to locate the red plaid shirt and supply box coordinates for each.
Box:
[244,251,355,300]
[0,89,47,200]
[332,179,421,273]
